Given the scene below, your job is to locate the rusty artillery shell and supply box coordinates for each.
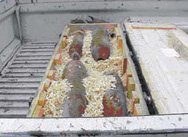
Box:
[69,31,84,60]
[103,72,127,116]
[91,28,112,61]
[62,60,88,84]
[62,92,88,117]
[61,60,88,117]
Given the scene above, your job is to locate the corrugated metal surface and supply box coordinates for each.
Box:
[0,42,56,118]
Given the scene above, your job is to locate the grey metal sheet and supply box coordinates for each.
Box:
[6,68,46,73]
[18,52,53,56]
[0,108,29,118]
[0,77,42,83]
[22,46,55,49]
[9,64,48,68]
[14,56,52,60]
[0,94,34,101]
[0,88,37,94]
[4,72,44,77]
[0,101,29,108]
[20,49,54,52]
[0,82,39,88]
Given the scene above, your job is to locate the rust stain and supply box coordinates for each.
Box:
[167,31,188,62]
[132,25,177,30]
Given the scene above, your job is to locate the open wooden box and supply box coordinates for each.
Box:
[27,23,148,117]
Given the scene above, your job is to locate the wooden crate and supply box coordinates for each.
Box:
[27,23,148,117]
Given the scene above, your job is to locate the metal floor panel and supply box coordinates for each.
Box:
[0,42,56,118]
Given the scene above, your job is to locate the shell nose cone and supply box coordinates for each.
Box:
[103,89,127,116]
[69,43,83,60]
[93,45,110,61]
[98,45,110,60]
[71,52,81,60]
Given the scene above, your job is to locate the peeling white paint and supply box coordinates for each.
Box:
[0,115,188,135]
[125,23,188,114]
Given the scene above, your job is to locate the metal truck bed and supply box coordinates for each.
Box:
[1,0,188,136]
[0,41,56,118]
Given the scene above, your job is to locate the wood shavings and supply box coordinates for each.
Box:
[82,74,117,117]
[80,30,125,117]
[53,36,74,80]
[43,79,71,117]
[42,26,140,117]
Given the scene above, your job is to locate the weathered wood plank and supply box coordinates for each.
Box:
[125,22,188,114]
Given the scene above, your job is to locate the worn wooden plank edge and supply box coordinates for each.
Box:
[118,23,149,115]
[123,22,167,115]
